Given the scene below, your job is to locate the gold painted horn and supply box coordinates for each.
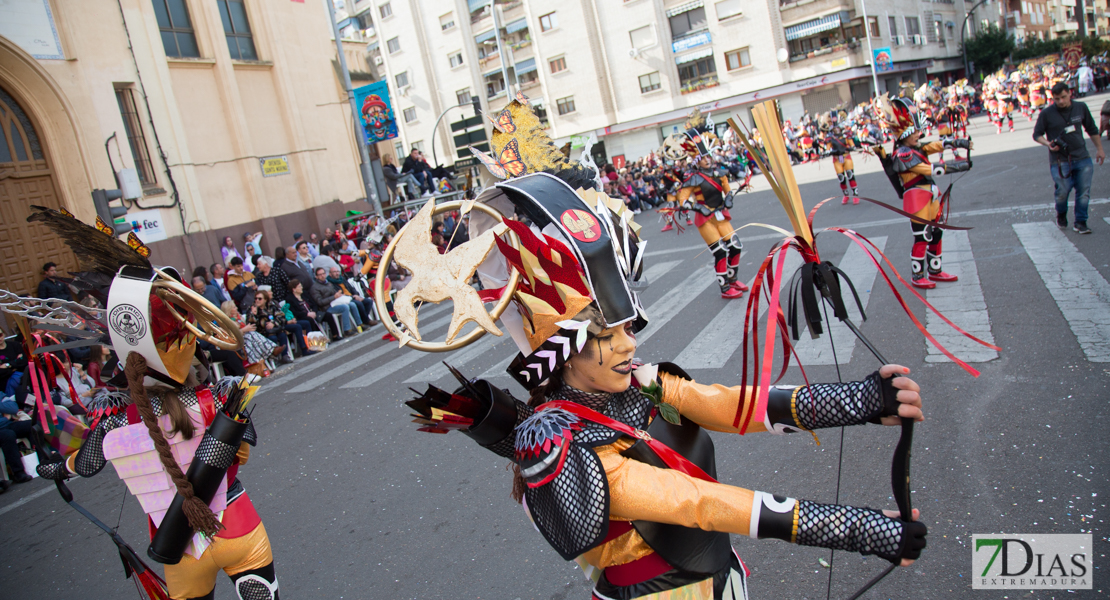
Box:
[152,268,244,351]
[373,200,520,352]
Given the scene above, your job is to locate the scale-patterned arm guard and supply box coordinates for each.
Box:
[764,371,898,434]
[748,492,926,564]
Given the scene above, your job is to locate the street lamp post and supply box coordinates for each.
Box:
[430,100,481,168]
[859,0,880,96]
[961,0,992,80]
[326,0,383,216]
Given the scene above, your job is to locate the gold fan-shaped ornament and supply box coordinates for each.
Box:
[152,268,244,350]
[373,200,521,352]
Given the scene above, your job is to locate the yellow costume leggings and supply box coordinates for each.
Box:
[698,216,734,246]
[166,523,277,600]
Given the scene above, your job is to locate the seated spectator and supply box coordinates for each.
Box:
[310,268,363,336]
[327,266,377,326]
[0,334,27,397]
[209,263,232,303]
[52,358,92,415]
[294,240,316,274]
[220,301,283,371]
[402,148,434,196]
[244,291,292,364]
[287,280,321,336]
[0,394,35,487]
[253,256,290,304]
[192,275,224,307]
[85,344,118,391]
[220,236,247,270]
[312,244,341,274]
[37,262,72,301]
[382,154,421,199]
[225,257,257,308]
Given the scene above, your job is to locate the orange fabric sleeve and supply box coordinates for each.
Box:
[920,141,945,155]
[598,441,756,536]
[907,163,934,177]
[719,176,731,193]
[677,187,693,204]
[660,372,767,434]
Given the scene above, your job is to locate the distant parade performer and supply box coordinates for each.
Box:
[670,109,748,299]
[819,112,860,204]
[875,96,973,289]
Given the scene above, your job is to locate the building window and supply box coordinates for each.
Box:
[905,16,921,37]
[115,88,157,186]
[715,0,742,20]
[403,107,417,123]
[677,55,717,87]
[387,37,401,54]
[868,16,880,37]
[152,0,199,58]
[449,51,464,67]
[724,47,750,70]
[395,71,409,88]
[217,0,257,60]
[888,16,898,38]
[486,74,505,98]
[440,12,455,30]
[669,7,707,39]
[379,2,392,19]
[456,88,472,104]
[629,25,654,49]
[556,96,576,115]
[539,12,557,32]
[549,56,566,73]
[394,140,404,158]
[411,140,424,153]
[638,72,661,93]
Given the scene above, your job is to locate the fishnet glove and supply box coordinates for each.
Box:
[37,460,70,481]
[793,372,896,430]
[795,500,926,563]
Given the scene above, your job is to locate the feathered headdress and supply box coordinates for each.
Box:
[471,91,598,189]
[874,95,920,141]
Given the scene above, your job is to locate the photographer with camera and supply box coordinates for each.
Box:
[1033,82,1105,234]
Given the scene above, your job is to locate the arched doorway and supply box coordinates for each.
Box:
[0,84,76,297]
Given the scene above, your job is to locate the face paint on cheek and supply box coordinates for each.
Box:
[597,338,603,366]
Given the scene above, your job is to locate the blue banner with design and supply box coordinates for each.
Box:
[353,81,398,143]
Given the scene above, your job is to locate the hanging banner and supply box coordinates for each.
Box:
[353,81,399,144]
[1062,43,1083,69]
[872,47,894,73]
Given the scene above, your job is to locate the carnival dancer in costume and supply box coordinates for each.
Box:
[874,96,972,289]
[2,207,280,600]
[1029,75,1048,117]
[994,83,1015,134]
[375,108,928,598]
[819,113,861,205]
[667,110,747,299]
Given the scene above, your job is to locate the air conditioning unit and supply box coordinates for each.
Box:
[629,48,640,58]
[912,34,925,44]
[374,56,383,65]
[893,35,905,45]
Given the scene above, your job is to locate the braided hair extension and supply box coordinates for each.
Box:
[510,367,564,504]
[124,352,223,537]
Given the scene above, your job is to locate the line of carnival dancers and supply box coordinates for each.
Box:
[8,88,990,600]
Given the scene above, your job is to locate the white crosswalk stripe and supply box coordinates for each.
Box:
[790,237,888,366]
[479,259,684,379]
[676,251,802,370]
[636,268,716,346]
[284,307,456,393]
[1014,222,1110,362]
[924,230,998,363]
[404,333,508,383]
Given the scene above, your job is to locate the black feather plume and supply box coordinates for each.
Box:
[26,206,150,277]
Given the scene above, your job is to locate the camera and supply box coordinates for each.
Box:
[1049,136,1070,154]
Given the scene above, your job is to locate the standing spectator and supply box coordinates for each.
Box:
[37,262,72,301]
[209,263,232,303]
[402,148,434,196]
[310,268,363,336]
[220,236,246,270]
[243,231,263,259]
[382,154,421,200]
[192,275,224,307]
[225,257,257,306]
[274,246,312,290]
[308,233,321,257]
[1033,82,1106,234]
[245,291,292,364]
[294,240,316,274]
[253,257,291,304]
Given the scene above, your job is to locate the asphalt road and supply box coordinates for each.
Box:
[3,94,1109,600]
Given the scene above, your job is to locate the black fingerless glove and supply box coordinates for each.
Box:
[37,459,70,481]
[943,159,971,174]
[782,371,898,430]
[795,500,927,564]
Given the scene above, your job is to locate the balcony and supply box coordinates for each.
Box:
[788,39,862,64]
[471,7,492,25]
[498,0,525,21]
[679,74,720,95]
[780,0,853,24]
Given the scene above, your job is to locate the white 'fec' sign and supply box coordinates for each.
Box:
[127,209,168,244]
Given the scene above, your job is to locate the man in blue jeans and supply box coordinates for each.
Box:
[1033,82,1105,234]
[309,267,363,336]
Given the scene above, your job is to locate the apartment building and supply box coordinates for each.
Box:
[0,0,372,296]
[1006,0,1053,39]
[356,0,1000,167]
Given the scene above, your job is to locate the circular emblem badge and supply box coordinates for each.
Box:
[109,304,147,346]
[560,209,601,243]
